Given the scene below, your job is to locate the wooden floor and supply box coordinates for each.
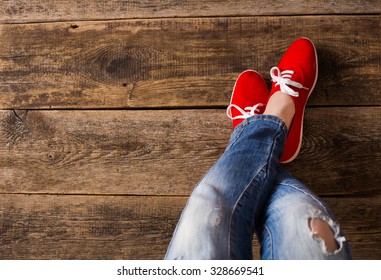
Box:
[0,1,380,259]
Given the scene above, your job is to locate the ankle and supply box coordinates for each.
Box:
[263,91,295,130]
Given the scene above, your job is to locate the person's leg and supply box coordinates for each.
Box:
[165,115,287,259]
[258,168,352,260]
[166,38,318,259]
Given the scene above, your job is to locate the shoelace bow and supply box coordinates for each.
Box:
[270,66,308,97]
[226,103,264,120]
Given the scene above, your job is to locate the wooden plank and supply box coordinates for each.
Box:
[0,194,379,259]
[288,107,381,195]
[0,194,182,259]
[0,16,380,109]
[0,1,379,23]
[0,108,379,196]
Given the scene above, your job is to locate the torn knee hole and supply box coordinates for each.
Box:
[308,218,339,253]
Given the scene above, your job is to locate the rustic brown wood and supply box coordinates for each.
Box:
[0,16,380,109]
[0,194,379,260]
[288,107,381,195]
[0,0,379,23]
[0,108,379,196]
[0,194,182,260]
[0,109,230,195]
[0,0,379,263]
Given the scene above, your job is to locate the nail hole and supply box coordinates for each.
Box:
[70,24,79,29]
[122,83,127,87]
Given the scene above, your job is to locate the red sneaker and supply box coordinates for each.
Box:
[269,38,318,163]
[227,70,269,128]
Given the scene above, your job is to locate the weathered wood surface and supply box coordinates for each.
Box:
[0,0,379,262]
[1,16,380,109]
[0,194,379,260]
[1,0,379,23]
[0,108,380,196]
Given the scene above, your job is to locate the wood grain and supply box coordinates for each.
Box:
[0,2,380,262]
[0,16,380,109]
[0,194,183,259]
[0,194,379,259]
[0,108,379,196]
[288,107,381,195]
[1,0,379,23]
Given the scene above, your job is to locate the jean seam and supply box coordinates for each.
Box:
[247,116,285,127]
[226,125,245,151]
[258,125,284,261]
[263,225,273,260]
[228,122,284,259]
[227,162,267,259]
[275,183,329,215]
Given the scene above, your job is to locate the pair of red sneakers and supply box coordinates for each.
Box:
[226,38,318,163]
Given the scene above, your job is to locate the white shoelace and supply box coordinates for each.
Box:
[270,66,308,97]
[226,103,263,120]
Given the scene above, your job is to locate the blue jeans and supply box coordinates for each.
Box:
[165,115,351,259]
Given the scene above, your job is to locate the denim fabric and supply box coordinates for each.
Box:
[165,115,351,260]
[258,168,352,260]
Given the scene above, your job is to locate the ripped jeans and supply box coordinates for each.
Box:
[165,115,351,259]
